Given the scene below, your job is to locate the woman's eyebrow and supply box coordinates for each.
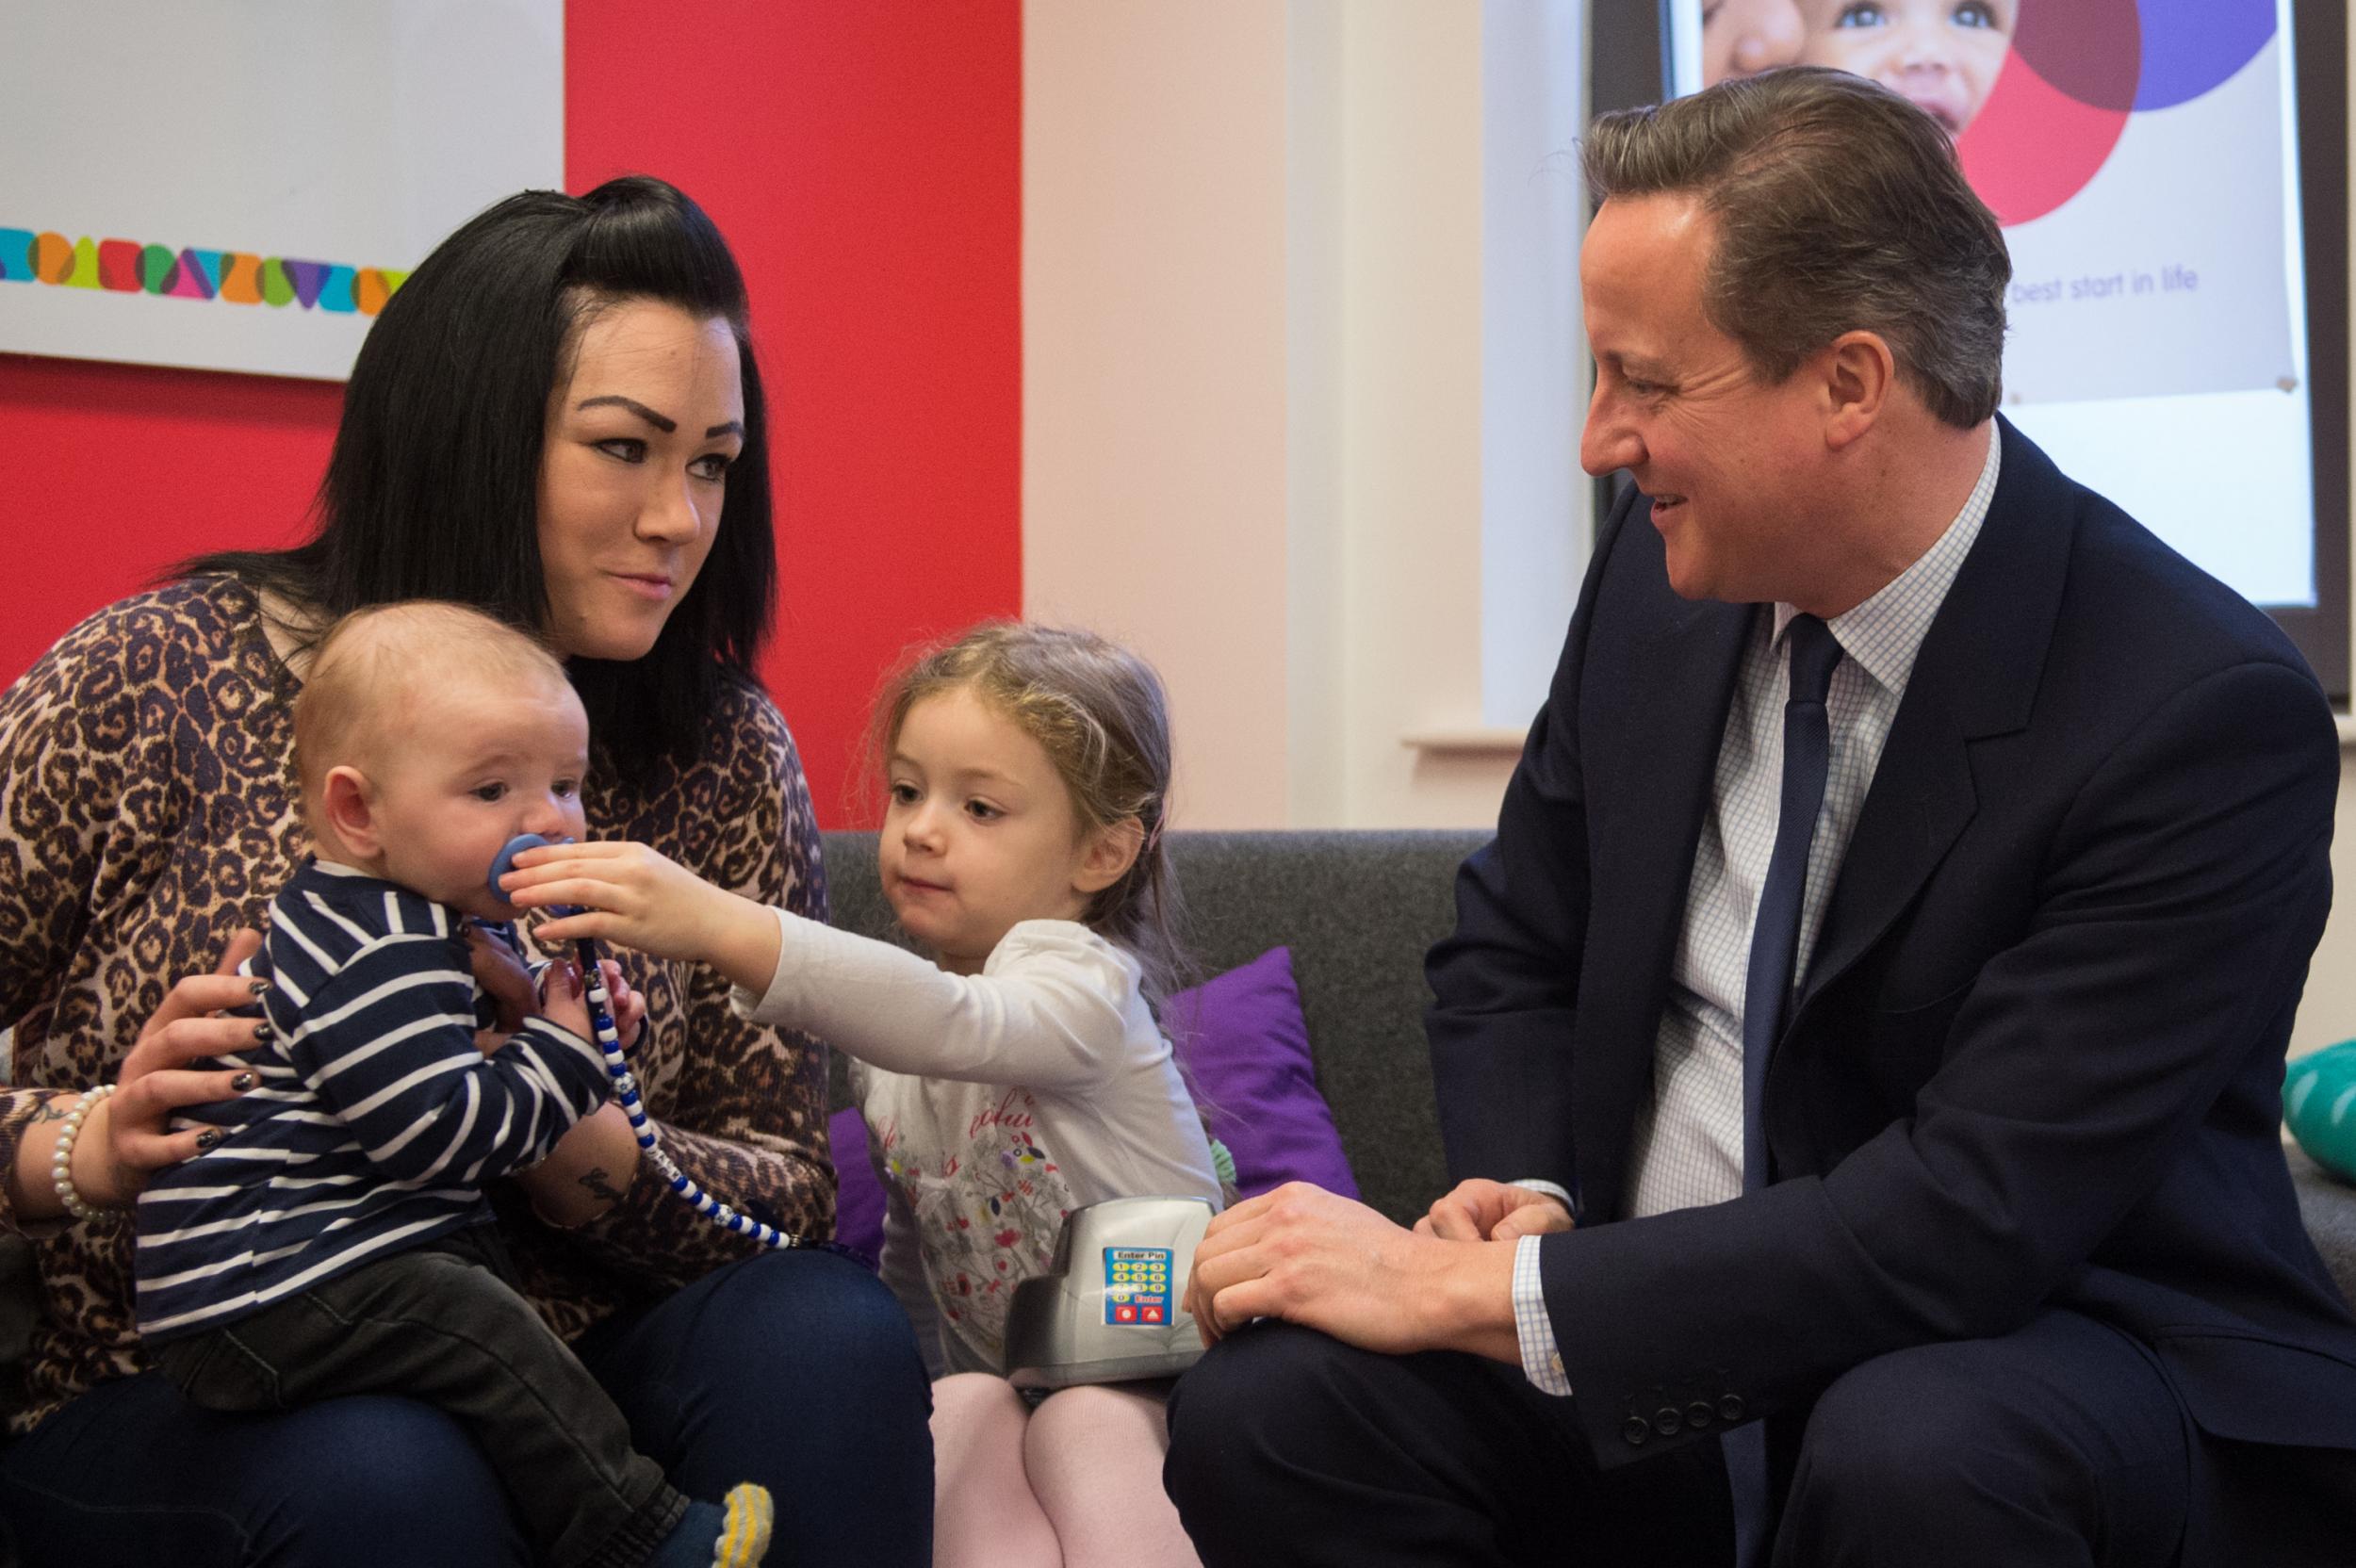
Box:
[574,396,742,442]
[574,394,676,432]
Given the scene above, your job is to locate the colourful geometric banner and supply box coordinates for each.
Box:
[0,227,407,316]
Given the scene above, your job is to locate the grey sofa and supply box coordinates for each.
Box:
[825,827,2356,1310]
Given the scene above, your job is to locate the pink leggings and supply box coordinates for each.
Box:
[930,1374,1203,1568]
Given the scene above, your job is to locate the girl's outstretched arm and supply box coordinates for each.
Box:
[501,840,782,992]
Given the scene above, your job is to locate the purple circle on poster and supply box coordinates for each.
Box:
[2009,0,2143,113]
[2134,0,2277,111]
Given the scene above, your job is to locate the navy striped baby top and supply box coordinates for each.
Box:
[135,858,611,1342]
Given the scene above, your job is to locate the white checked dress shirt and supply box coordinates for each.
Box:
[1513,431,2002,1394]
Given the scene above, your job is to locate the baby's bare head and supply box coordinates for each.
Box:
[292,601,576,825]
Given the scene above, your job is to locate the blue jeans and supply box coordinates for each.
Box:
[0,1248,933,1567]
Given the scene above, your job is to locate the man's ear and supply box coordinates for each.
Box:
[1821,329,1896,450]
[1074,817,1146,896]
[321,764,384,859]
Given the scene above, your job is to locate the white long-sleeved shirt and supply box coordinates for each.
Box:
[734,913,1219,1376]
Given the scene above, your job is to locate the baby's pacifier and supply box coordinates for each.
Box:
[487,833,582,916]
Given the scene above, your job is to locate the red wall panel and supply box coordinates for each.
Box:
[568,0,1023,825]
[0,353,343,674]
[2,0,1022,829]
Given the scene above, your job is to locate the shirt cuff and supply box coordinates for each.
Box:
[1513,1232,1573,1396]
[1509,1176,1573,1211]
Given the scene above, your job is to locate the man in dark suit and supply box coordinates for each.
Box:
[1167,67,2356,1566]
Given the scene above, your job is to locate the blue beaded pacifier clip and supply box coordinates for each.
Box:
[488,833,802,1250]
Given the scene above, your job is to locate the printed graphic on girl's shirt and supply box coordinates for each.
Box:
[879,1092,1079,1367]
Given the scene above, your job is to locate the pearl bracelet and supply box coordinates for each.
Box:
[51,1084,118,1223]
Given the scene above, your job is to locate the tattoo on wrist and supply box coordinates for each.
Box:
[30,1100,72,1124]
[579,1166,628,1205]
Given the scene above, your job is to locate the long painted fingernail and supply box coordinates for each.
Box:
[253,1021,271,1041]
[195,1129,221,1151]
[249,979,270,996]
[231,1071,257,1091]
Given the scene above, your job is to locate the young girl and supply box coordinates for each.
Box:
[503,621,1219,1568]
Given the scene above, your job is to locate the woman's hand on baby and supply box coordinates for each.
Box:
[501,841,781,992]
[83,928,268,1209]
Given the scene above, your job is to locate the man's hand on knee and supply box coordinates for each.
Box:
[1186,1183,1524,1364]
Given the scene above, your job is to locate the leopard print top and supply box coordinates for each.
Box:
[0,575,836,1436]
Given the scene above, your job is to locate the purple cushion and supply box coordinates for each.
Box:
[1168,946,1359,1201]
[826,945,1357,1263]
[829,1104,887,1266]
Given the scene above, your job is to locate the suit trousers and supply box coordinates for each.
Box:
[1165,1319,1734,1567]
[1164,1310,2348,1567]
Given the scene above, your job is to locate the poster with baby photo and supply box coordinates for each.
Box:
[1692,0,2300,408]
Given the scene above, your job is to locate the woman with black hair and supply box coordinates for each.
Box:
[0,176,934,1566]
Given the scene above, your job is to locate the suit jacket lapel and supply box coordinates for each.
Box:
[1578,586,1753,1221]
[1794,417,2075,1017]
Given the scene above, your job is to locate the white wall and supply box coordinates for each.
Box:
[1027,0,1525,830]
[1312,2,1519,828]
[1284,0,1350,828]
[1480,0,1590,730]
[1023,0,1293,830]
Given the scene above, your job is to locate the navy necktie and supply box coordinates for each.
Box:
[1741,612,1841,1192]
[1727,611,1841,1568]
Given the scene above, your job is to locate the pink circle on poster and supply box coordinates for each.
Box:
[1957,50,2133,227]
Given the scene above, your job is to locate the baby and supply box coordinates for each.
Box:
[1798,0,2014,138]
[135,601,771,1568]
